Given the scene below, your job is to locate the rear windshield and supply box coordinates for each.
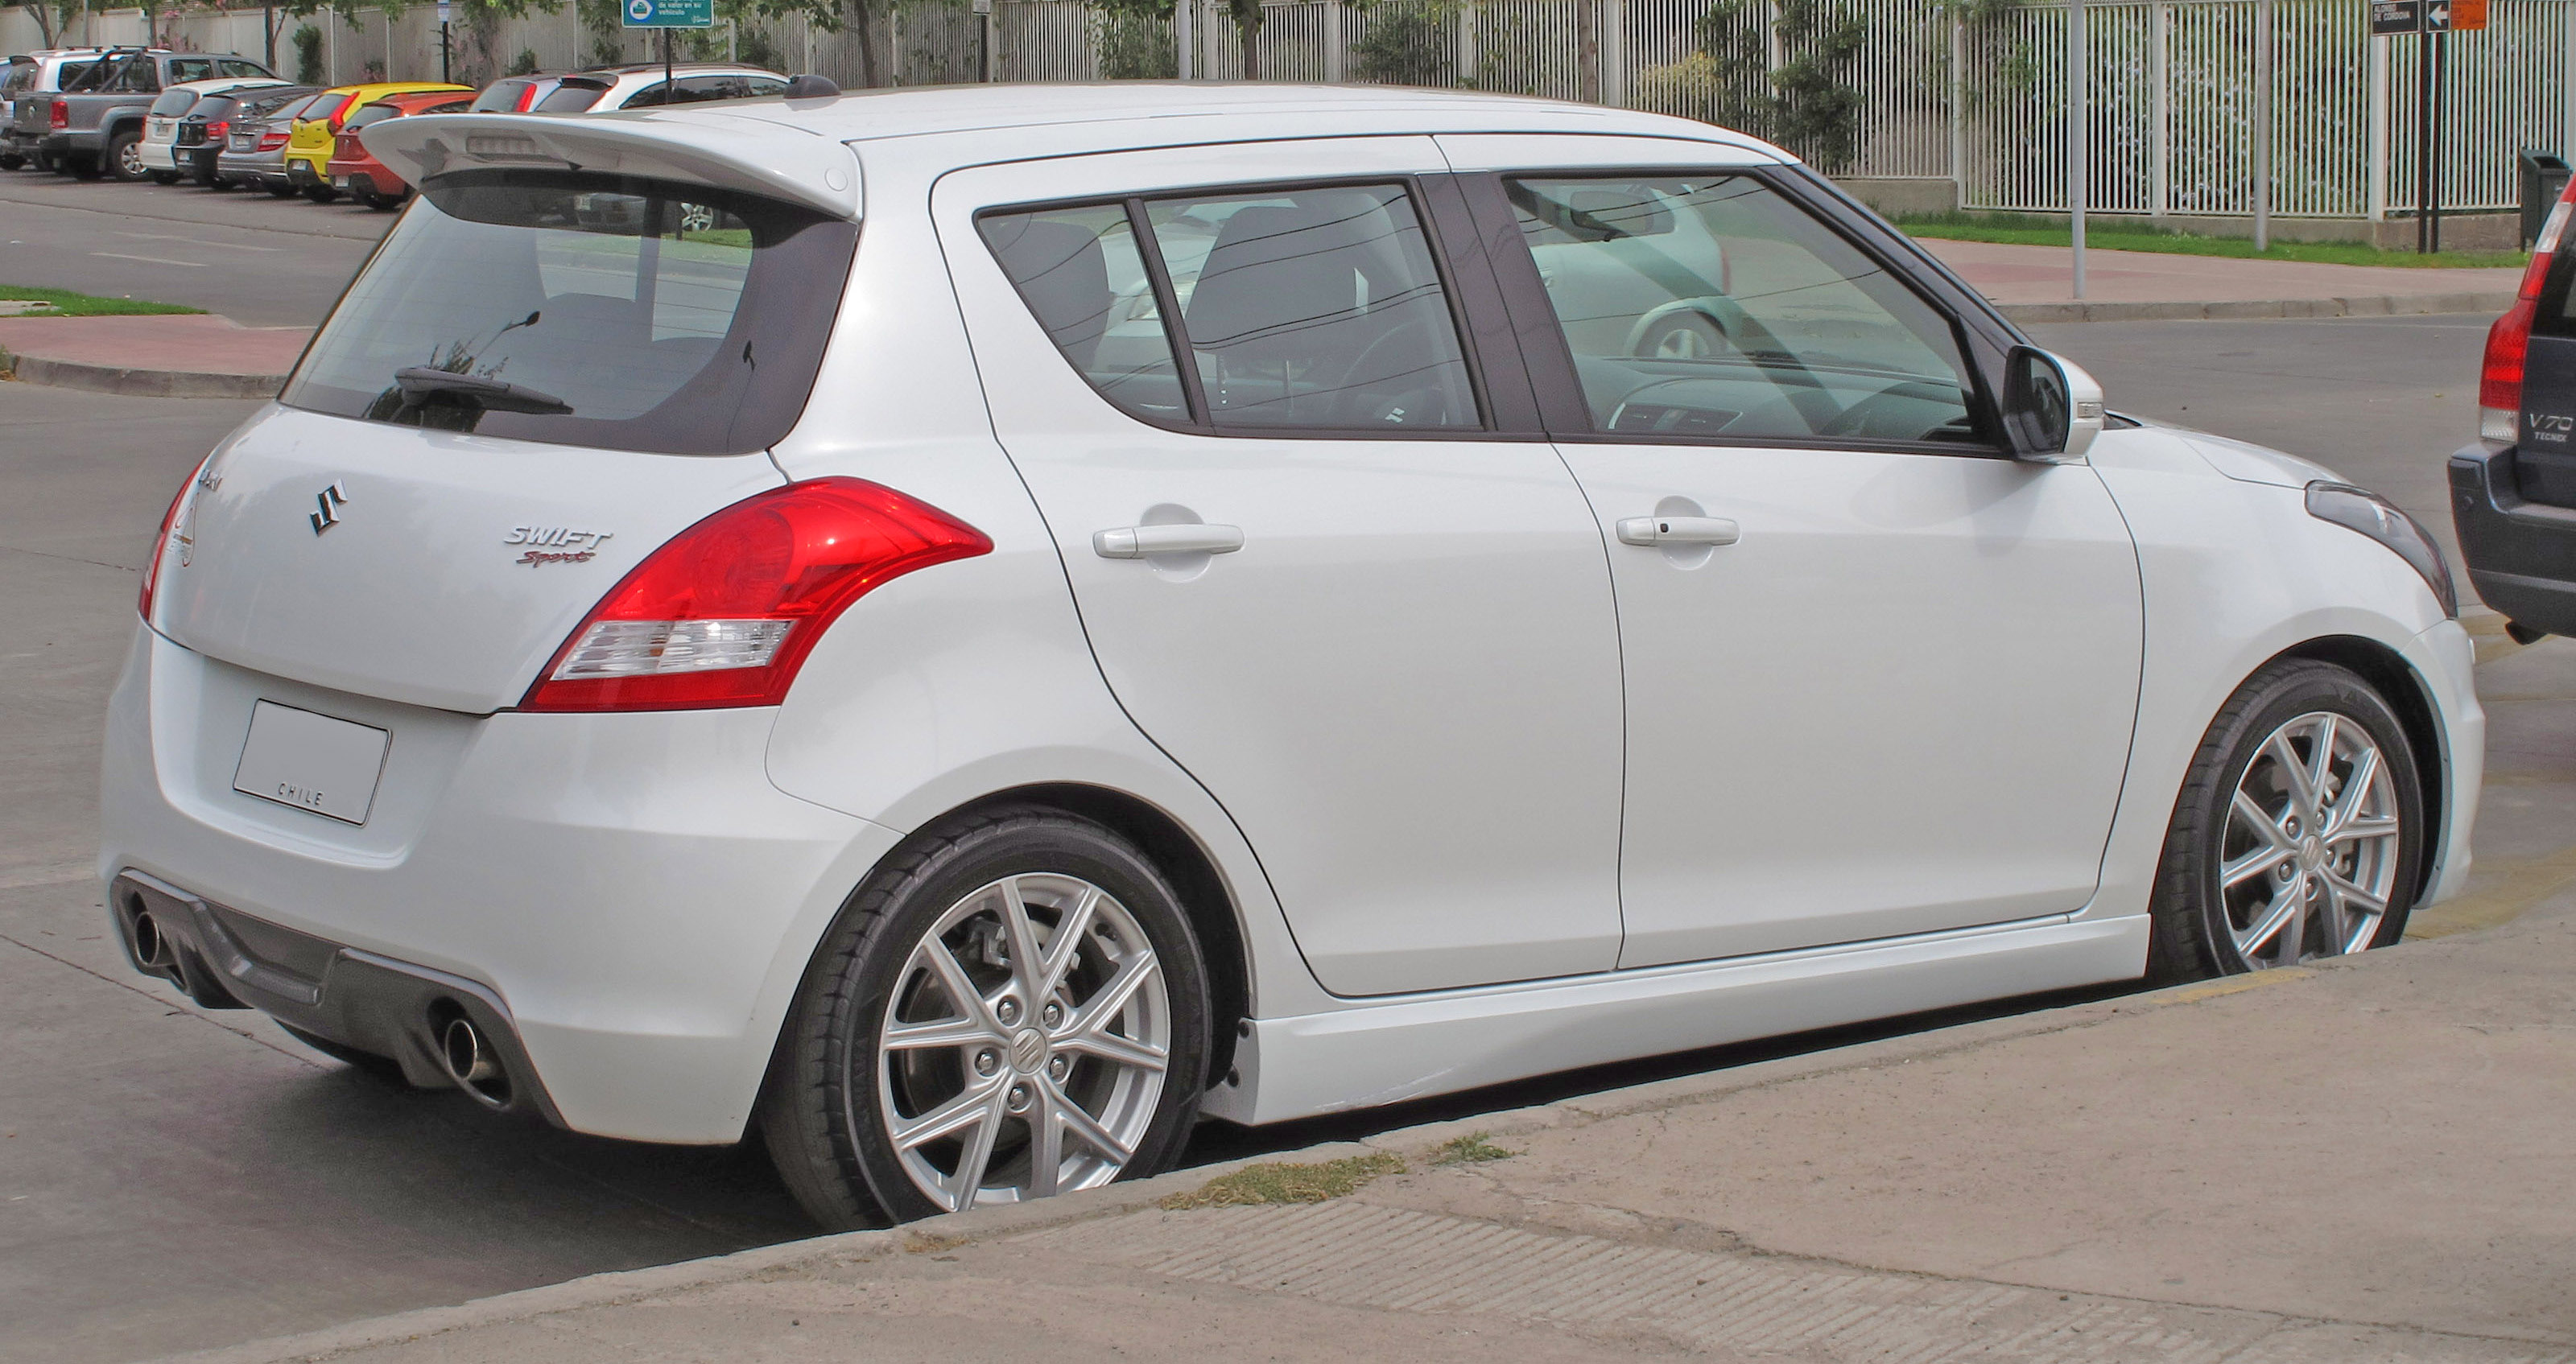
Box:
[256,93,317,122]
[469,78,532,112]
[281,170,857,455]
[3,64,34,97]
[342,101,401,130]
[149,89,196,116]
[534,80,608,113]
[300,91,348,122]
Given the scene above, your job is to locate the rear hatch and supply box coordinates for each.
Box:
[155,171,861,714]
[2518,220,2576,507]
[14,93,52,140]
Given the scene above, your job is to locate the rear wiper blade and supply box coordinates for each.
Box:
[392,366,572,415]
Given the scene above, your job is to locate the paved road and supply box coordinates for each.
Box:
[0,167,389,328]
[0,311,2551,1363]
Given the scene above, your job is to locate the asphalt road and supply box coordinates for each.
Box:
[0,166,389,328]
[0,309,2540,1363]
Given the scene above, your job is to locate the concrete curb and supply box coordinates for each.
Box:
[146,965,2347,1364]
[1,348,284,399]
[1998,289,2516,323]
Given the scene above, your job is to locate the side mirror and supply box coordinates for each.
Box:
[2004,346,2106,464]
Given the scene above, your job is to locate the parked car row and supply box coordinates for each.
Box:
[2,45,791,209]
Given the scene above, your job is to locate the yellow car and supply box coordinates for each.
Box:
[283,81,468,203]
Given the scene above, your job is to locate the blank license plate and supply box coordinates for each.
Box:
[233,701,390,826]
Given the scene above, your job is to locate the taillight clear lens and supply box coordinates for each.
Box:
[520,478,991,713]
[139,462,204,623]
[259,130,288,149]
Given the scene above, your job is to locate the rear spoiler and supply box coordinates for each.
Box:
[362,110,859,220]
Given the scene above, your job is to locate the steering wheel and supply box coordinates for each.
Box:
[1624,300,1741,361]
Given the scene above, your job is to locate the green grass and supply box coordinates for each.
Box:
[0,284,204,318]
[1159,1152,1406,1209]
[1892,212,2528,270]
[1430,1131,1519,1166]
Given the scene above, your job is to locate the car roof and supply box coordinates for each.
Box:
[584,64,784,90]
[167,76,292,96]
[369,84,1784,225]
[320,80,473,100]
[365,89,473,111]
[687,82,1774,158]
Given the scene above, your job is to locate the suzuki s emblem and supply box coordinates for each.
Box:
[309,481,349,536]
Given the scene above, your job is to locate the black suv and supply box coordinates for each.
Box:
[2454,185,2576,641]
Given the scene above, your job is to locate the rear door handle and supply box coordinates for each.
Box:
[1616,515,1740,547]
[1092,524,1246,558]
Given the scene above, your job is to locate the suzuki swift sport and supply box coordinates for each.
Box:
[102,84,2482,1229]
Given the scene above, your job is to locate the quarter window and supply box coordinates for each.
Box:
[983,181,1480,434]
[1508,176,1979,446]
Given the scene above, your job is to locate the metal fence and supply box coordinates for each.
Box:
[12,0,2576,218]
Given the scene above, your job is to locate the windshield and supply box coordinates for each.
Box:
[149,88,196,116]
[281,171,857,454]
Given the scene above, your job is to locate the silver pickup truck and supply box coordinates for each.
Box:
[10,47,274,180]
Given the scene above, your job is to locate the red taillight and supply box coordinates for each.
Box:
[48,101,66,130]
[519,478,992,713]
[205,120,227,139]
[139,462,205,623]
[258,129,288,150]
[514,84,539,112]
[2480,183,2576,422]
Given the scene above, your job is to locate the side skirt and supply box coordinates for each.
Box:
[1207,913,2149,1126]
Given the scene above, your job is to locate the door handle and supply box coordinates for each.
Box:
[1616,515,1740,547]
[1092,524,1246,559]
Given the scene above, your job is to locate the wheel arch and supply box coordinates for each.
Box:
[2268,633,2448,903]
[921,781,1249,1087]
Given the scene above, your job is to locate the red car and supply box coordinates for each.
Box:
[324,89,469,210]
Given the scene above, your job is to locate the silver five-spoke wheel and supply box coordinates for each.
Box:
[877,872,1170,1211]
[2219,711,2401,967]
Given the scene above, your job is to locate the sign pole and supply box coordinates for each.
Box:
[2417,26,2433,253]
[624,0,714,82]
[2432,29,2446,252]
[663,27,675,95]
[2070,0,2087,301]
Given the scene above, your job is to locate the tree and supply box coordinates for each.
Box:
[1225,0,1259,79]
[1689,0,1865,172]
[18,0,85,47]
[1090,0,1173,80]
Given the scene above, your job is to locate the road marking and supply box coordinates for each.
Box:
[88,252,207,268]
[115,231,281,253]
[2406,840,2576,940]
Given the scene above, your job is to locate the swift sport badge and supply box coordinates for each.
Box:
[506,525,615,567]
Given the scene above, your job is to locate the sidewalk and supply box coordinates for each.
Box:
[160,639,2576,1364]
[0,314,308,399]
[1922,239,2528,323]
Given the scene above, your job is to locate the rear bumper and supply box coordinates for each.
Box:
[99,626,902,1144]
[137,139,180,171]
[2449,443,2576,637]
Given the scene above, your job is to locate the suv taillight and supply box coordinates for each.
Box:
[48,100,66,130]
[519,478,991,713]
[2483,181,2576,442]
[204,119,226,139]
[138,461,205,623]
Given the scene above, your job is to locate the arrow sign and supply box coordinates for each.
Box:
[2425,0,2450,30]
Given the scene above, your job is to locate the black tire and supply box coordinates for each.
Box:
[760,806,1212,1230]
[149,169,181,185]
[0,154,23,171]
[277,1022,411,1083]
[265,181,299,198]
[67,153,101,180]
[362,191,402,211]
[2147,659,2425,983]
[103,129,147,182]
[303,183,336,204]
[32,150,56,173]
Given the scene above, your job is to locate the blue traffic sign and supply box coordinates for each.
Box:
[623,0,713,28]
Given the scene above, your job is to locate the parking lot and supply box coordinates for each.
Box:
[5,165,2574,1362]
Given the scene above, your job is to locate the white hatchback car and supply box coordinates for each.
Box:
[102,84,2481,1228]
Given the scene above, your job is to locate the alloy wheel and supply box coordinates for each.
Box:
[875,872,1170,1212]
[2218,711,2402,968]
[118,140,145,179]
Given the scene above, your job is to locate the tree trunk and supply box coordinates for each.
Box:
[1234,0,1261,78]
[26,2,60,47]
[852,0,884,86]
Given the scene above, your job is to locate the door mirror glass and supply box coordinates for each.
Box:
[2004,346,2105,462]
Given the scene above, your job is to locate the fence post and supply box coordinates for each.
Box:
[2368,27,2388,220]
[1460,0,1479,86]
[324,3,336,83]
[1323,0,1343,80]
[1763,0,1784,76]
[2252,0,2271,249]
[1948,6,1967,210]
[1601,0,1625,106]
[2148,1,2167,219]
[1175,0,1193,78]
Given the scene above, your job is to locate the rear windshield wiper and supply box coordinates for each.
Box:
[391,366,572,416]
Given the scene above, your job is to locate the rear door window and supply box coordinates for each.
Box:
[281,171,857,455]
[164,58,214,84]
[149,89,196,117]
[981,181,1481,434]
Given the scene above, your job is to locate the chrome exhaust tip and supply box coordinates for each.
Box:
[438,1013,511,1107]
[130,909,167,967]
